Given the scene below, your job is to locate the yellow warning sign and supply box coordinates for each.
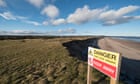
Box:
[88,47,120,67]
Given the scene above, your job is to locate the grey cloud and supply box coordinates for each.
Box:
[0,0,6,7]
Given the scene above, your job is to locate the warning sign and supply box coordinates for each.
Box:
[88,47,121,80]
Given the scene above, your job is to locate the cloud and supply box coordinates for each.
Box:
[41,5,59,18]
[51,18,66,25]
[66,5,140,26]
[0,0,6,7]
[11,30,41,34]
[0,30,42,35]
[0,11,28,20]
[46,28,76,35]
[0,11,41,26]
[27,0,44,8]
[0,12,16,20]
[116,5,139,16]
[16,16,28,20]
[133,16,140,19]
[67,5,106,24]
[101,16,140,26]
[57,28,76,34]
[0,28,76,35]
[42,20,49,25]
[25,20,41,26]
[42,18,65,26]
[99,5,140,25]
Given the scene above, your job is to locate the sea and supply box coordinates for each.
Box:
[112,36,140,42]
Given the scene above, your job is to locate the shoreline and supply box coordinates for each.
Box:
[98,37,140,80]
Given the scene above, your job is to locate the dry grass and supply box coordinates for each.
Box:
[0,37,123,84]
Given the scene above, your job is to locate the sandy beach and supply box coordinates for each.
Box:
[98,37,140,80]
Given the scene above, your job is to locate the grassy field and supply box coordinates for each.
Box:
[0,37,122,84]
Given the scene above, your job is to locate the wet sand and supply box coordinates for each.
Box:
[98,37,140,80]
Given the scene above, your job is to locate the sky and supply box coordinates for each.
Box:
[0,0,140,36]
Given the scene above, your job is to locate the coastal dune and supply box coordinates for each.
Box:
[98,37,140,80]
[0,36,139,83]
